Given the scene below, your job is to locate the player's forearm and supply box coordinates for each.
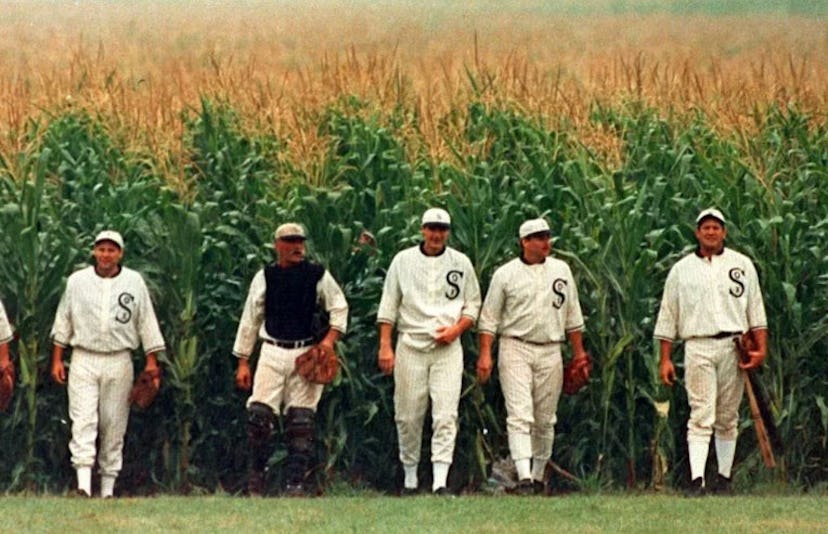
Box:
[566,329,587,357]
[659,339,673,363]
[378,322,394,349]
[51,344,65,365]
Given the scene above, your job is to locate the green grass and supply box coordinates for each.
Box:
[0,494,826,533]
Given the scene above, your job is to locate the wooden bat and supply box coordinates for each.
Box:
[735,335,782,469]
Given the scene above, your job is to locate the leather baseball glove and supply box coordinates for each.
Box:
[563,353,592,395]
[0,362,14,412]
[130,368,161,410]
[295,344,339,384]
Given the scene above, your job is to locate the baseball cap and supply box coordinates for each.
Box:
[695,208,726,226]
[421,208,451,228]
[274,223,307,241]
[94,230,124,249]
[519,218,551,239]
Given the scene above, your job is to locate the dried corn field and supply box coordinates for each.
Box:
[0,1,826,495]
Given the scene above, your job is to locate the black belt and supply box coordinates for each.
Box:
[710,331,741,339]
[264,338,314,349]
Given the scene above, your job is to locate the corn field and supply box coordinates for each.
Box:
[0,1,826,494]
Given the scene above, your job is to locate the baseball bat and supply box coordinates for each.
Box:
[735,335,781,469]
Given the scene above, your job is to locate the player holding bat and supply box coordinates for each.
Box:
[654,208,769,495]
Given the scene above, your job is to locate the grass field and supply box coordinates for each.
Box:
[1,494,827,533]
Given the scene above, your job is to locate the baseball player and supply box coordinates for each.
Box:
[377,208,481,496]
[0,298,14,404]
[477,218,588,495]
[51,230,165,498]
[233,223,348,496]
[655,208,768,495]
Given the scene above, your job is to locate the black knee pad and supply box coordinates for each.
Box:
[286,407,315,453]
[247,402,275,446]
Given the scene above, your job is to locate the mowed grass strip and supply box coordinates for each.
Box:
[1,495,826,533]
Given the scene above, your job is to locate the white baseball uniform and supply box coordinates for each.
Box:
[377,244,481,470]
[0,299,12,345]
[654,247,767,479]
[478,256,584,481]
[232,266,348,413]
[52,265,165,477]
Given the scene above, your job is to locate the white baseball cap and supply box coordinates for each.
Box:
[422,208,451,227]
[94,230,124,249]
[519,218,551,239]
[696,208,726,226]
[274,223,307,240]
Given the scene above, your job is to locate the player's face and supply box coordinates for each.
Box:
[521,233,551,264]
[275,237,306,267]
[695,219,726,253]
[421,224,449,256]
[92,241,123,277]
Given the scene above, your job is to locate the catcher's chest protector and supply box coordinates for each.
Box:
[264,262,324,340]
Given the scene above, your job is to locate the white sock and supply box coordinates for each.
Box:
[403,463,418,489]
[715,438,736,478]
[432,462,450,491]
[101,475,116,498]
[531,457,547,482]
[688,440,709,486]
[76,467,92,495]
[514,458,531,481]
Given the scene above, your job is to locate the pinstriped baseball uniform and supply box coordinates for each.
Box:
[654,246,767,484]
[377,244,481,468]
[0,299,12,345]
[232,266,348,413]
[52,265,165,477]
[654,247,767,442]
[478,256,584,471]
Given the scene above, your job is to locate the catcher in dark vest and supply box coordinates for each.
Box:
[232,223,348,496]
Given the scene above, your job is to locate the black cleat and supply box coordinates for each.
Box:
[284,483,306,498]
[400,487,419,497]
[711,474,733,495]
[514,479,534,496]
[68,488,91,498]
[433,486,453,496]
[532,480,547,496]
[684,477,706,497]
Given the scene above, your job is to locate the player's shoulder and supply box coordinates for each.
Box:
[444,246,474,264]
[66,265,95,283]
[722,247,755,265]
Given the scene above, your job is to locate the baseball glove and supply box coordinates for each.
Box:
[563,353,592,395]
[130,368,160,410]
[0,362,14,412]
[295,344,339,384]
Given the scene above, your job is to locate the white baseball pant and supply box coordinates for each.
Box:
[68,349,133,477]
[685,336,744,443]
[247,342,324,414]
[394,334,463,466]
[498,337,563,466]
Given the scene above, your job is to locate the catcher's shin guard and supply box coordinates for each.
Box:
[247,402,275,494]
[285,407,315,490]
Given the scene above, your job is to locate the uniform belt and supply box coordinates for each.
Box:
[504,336,560,346]
[710,331,741,339]
[264,338,314,349]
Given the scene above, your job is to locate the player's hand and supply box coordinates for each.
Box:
[143,361,161,389]
[659,359,676,387]
[476,351,493,384]
[51,359,67,385]
[378,345,395,376]
[738,349,766,370]
[235,359,252,391]
[434,324,460,345]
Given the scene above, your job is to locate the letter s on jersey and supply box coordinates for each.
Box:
[728,268,745,297]
[552,279,567,309]
[445,270,464,300]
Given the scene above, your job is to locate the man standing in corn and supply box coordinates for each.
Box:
[233,223,348,496]
[655,208,768,495]
[51,231,165,498]
[477,218,588,495]
[377,208,481,495]
[0,298,14,408]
